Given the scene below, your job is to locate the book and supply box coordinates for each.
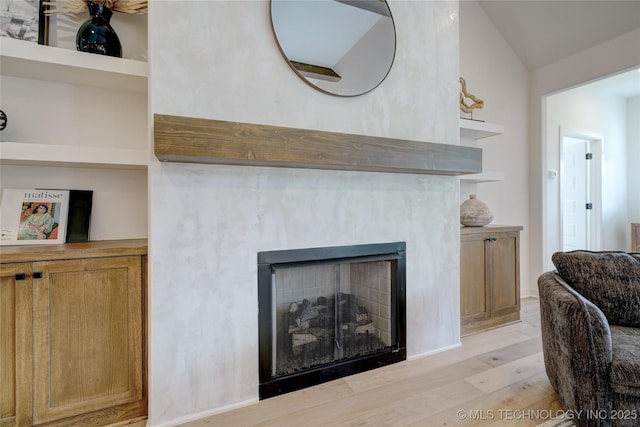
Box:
[65,190,93,243]
[0,188,70,245]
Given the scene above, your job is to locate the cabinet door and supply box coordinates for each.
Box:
[31,256,143,425]
[0,263,32,427]
[490,232,520,317]
[460,234,490,331]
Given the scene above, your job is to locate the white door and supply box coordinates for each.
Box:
[561,136,595,251]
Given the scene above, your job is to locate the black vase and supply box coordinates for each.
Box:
[76,2,122,57]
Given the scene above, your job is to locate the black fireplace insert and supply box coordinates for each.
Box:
[258,242,406,399]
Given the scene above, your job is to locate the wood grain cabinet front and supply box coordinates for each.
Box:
[1,263,32,427]
[460,226,522,336]
[0,240,147,427]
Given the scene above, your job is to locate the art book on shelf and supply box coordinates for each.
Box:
[0,188,70,245]
[0,188,94,246]
[65,190,93,243]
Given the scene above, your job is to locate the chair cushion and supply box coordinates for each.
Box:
[552,251,640,327]
[610,325,640,396]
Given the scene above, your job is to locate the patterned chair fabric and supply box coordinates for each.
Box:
[538,251,640,427]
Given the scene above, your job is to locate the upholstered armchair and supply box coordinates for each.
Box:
[538,251,640,427]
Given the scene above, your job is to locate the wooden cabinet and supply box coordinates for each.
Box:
[0,240,147,427]
[1,263,32,427]
[1,33,147,427]
[632,223,640,252]
[460,226,522,336]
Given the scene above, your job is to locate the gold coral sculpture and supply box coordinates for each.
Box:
[459,77,484,114]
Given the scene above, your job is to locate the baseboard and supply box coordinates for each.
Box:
[147,398,257,427]
[407,341,462,361]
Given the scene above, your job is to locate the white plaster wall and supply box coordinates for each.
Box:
[531,29,640,275]
[459,1,531,293]
[546,86,629,252]
[148,1,460,425]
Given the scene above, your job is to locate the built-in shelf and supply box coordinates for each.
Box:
[0,142,148,169]
[0,27,148,242]
[0,238,147,263]
[459,118,504,140]
[459,118,504,183]
[460,171,504,183]
[154,114,482,176]
[0,37,148,93]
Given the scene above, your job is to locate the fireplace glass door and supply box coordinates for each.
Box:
[274,260,392,376]
[258,242,406,399]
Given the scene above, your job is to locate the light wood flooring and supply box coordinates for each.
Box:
[179,297,564,427]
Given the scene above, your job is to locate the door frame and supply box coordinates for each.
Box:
[558,127,603,251]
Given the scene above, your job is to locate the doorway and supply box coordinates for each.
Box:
[560,134,602,251]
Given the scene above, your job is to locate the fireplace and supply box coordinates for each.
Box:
[258,242,406,399]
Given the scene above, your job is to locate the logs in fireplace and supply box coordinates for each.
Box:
[278,292,386,377]
[258,242,406,399]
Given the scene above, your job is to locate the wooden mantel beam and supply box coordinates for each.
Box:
[153,114,481,176]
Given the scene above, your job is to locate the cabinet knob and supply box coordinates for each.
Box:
[15,273,26,280]
[33,272,43,279]
[486,237,497,242]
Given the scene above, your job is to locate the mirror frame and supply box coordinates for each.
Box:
[269,0,397,97]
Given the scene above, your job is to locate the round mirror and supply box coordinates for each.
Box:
[270,0,396,97]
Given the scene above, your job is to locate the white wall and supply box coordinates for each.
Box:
[459,1,531,293]
[628,96,640,240]
[148,1,461,426]
[530,29,640,276]
[546,86,629,252]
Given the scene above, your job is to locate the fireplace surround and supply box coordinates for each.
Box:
[258,242,406,399]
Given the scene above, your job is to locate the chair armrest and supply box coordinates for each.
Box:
[538,271,613,418]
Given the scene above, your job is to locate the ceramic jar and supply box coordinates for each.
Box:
[460,194,494,227]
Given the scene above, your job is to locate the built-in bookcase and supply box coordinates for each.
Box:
[0,38,148,241]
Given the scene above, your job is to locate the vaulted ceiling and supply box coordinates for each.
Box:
[477,0,640,71]
[477,0,640,97]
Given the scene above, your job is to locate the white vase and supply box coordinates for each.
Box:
[460,194,494,227]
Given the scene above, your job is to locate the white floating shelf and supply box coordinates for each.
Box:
[460,171,504,183]
[0,142,148,169]
[459,118,504,140]
[0,38,148,93]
